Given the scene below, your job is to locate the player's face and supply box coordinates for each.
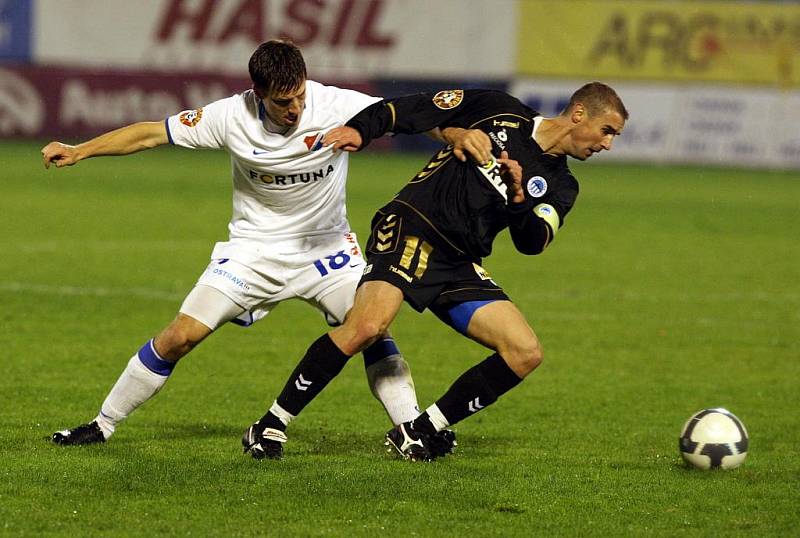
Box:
[568,108,625,161]
[262,82,307,128]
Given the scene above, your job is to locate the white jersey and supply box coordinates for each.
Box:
[166,80,380,265]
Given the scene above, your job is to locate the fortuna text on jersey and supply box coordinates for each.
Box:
[248,164,336,186]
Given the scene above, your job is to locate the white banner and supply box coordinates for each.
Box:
[33,0,514,79]
[511,79,800,169]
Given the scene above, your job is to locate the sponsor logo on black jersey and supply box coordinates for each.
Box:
[248,164,335,185]
[389,265,413,283]
[493,120,520,128]
[476,156,508,201]
[433,90,464,110]
[527,176,548,198]
[489,129,508,150]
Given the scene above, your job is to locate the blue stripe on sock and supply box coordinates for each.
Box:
[363,337,401,366]
[447,300,496,335]
[137,339,176,376]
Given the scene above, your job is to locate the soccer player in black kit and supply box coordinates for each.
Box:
[243,83,628,461]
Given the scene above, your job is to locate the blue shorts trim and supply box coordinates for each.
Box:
[447,300,496,335]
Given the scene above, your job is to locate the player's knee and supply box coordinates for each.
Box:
[156,319,210,360]
[338,316,387,353]
[506,338,543,377]
[354,318,386,347]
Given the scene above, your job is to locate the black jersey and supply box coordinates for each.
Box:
[347,89,579,259]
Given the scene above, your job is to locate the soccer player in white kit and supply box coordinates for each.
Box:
[42,40,451,459]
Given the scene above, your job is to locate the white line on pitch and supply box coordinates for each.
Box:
[0,281,184,302]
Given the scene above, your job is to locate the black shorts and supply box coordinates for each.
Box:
[360,204,509,312]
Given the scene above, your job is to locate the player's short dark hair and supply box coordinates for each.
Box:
[565,82,629,120]
[248,40,307,95]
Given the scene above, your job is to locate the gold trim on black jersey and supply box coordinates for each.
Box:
[410,147,454,184]
[439,287,506,296]
[387,102,397,131]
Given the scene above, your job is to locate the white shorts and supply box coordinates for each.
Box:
[180,232,366,330]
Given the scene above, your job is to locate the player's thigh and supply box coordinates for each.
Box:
[155,285,246,359]
[298,231,368,324]
[329,280,405,355]
[315,277,358,326]
[179,284,247,331]
[193,257,289,326]
[465,300,543,377]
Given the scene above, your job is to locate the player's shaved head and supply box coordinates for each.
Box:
[249,40,307,95]
[565,82,628,120]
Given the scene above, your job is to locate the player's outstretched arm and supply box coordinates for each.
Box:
[322,126,363,152]
[41,121,169,169]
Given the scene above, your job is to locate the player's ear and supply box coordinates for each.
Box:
[570,103,586,125]
[253,85,265,99]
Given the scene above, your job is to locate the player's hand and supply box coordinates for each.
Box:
[41,142,80,169]
[498,151,524,204]
[323,126,363,152]
[441,127,491,164]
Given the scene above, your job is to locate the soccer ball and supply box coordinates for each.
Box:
[679,408,749,470]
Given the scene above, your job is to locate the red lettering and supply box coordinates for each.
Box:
[330,0,356,46]
[156,0,218,41]
[684,14,720,72]
[280,0,323,45]
[355,0,394,48]
[155,0,396,50]
[219,0,266,43]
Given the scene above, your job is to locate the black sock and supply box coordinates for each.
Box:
[258,334,351,429]
[434,353,522,426]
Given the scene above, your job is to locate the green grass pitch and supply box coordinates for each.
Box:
[1,140,798,536]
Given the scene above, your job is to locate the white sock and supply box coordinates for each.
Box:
[94,341,173,439]
[268,401,296,427]
[425,403,451,433]
[365,354,420,425]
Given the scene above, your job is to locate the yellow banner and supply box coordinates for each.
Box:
[517,0,800,87]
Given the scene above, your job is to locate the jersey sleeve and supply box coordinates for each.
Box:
[346,89,516,147]
[327,85,382,122]
[165,96,233,150]
[507,167,579,255]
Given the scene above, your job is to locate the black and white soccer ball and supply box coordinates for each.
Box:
[679,408,749,470]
